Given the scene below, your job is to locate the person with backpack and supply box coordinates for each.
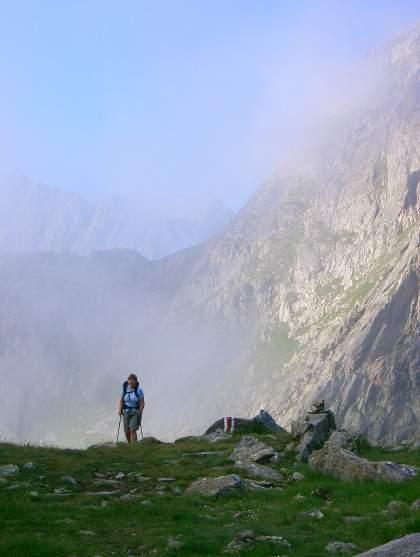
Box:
[118,373,145,444]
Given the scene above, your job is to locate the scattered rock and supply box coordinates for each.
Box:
[255,535,290,548]
[235,461,283,482]
[300,508,324,520]
[326,541,358,554]
[292,407,336,462]
[85,490,121,497]
[51,487,71,497]
[0,477,8,485]
[61,475,78,486]
[22,462,37,471]
[79,530,96,536]
[224,530,290,553]
[294,493,305,501]
[120,494,137,502]
[309,439,417,482]
[157,477,176,482]
[185,474,243,496]
[0,464,19,477]
[115,472,125,480]
[224,529,256,552]
[230,436,278,464]
[354,533,420,555]
[94,479,120,486]
[167,537,182,550]
[411,499,420,510]
[55,518,75,524]
[30,490,39,498]
[140,500,152,506]
[243,479,273,491]
[386,500,408,513]
[172,487,182,495]
[386,446,404,453]
[291,471,305,481]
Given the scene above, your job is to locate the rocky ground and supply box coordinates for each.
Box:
[0,417,419,557]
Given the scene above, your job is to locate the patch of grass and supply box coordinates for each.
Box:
[0,435,419,557]
[254,324,301,373]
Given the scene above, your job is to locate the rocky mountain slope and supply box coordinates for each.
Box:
[0,178,232,259]
[0,25,418,447]
[0,424,419,557]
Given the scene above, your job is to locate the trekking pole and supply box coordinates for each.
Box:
[116,414,122,444]
[140,423,144,441]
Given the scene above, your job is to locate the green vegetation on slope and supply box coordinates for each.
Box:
[254,324,301,372]
[0,433,419,557]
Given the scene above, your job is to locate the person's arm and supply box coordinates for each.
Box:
[139,396,145,414]
[118,396,124,416]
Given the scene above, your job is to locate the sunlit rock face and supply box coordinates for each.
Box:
[0,26,419,447]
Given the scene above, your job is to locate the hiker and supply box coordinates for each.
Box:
[118,373,145,444]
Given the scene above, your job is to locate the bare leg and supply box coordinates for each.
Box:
[125,431,131,443]
[130,429,137,444]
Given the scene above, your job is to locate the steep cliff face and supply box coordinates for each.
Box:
[166,26,420,443]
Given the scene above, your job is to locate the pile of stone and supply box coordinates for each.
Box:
[291,400,337,462]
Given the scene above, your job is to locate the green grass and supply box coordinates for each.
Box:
[254,324,301,373]
[0,433,419,557]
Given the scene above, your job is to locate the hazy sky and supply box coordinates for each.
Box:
[0,1,419,209]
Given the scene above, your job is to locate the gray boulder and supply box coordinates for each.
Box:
[292,409,336,462]
[22,462,37,471]
[309,438,417,482]
[235,461,283,482]
[0,464,19,477]
[253,410,287,433]
[326,542,358,554]
[185,474,243,496]
[230,436,278,464]
[61,475,78,486]
[224,530,290,553]
[354,534,420,556]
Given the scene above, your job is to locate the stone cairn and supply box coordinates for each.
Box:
[291,400,336,462]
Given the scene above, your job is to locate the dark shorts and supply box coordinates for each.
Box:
[123,409,141,433]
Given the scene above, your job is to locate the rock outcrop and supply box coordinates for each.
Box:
[309,433,418,482]
[354,534,420,556]
[230,436,278,464]
[205,410,285,436]
[185,474,243,496]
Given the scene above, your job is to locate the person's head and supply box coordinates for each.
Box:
[127,373,138,388]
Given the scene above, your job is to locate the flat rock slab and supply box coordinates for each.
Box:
[309,440,417,482]
[85,490,121,497]
[235,461,283,482]
[185,474,243,496]
[230,436,277,464]
[0,464,19,477]
[355,534,420,556]
[182,451,225,457]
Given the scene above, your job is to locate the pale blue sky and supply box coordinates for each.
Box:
[0,1,419,209]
